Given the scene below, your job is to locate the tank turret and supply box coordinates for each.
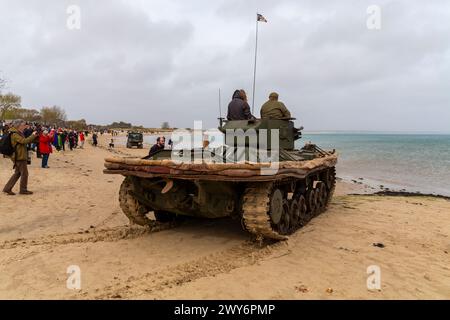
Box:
[219,119,302,150]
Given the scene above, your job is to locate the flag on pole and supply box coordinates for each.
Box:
[257,13,267,23]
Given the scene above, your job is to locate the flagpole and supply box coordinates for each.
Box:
[219,88,222,118]
[252,13,259,114]
[218,88,223,127]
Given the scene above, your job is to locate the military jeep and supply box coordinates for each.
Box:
[126,132,144,149]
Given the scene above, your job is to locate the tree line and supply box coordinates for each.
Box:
[0,75,90,131]
[1,76,71,125]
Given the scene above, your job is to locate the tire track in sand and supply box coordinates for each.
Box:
[88,240,290,299]
[0,223,178,250]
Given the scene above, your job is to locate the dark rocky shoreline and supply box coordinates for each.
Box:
[353,190,450,201]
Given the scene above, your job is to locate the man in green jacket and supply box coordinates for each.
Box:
[260,92,292,120]
[3,119,37,195]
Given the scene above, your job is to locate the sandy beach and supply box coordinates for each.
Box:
[0,134,449,300]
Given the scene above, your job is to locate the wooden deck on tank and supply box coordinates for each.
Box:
[103,155,337,182]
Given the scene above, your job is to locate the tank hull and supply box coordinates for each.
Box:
[104,154,337,240]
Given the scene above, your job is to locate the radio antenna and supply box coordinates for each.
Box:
[218,88,224,127]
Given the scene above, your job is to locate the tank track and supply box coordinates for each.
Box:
[119,177,179,229]
[242,182,288,241]
[242,167,336,241]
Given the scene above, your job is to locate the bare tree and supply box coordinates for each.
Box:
[40,105,67,126]
[65,119,88,131]
[0,92,21,120]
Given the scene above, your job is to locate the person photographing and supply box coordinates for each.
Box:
[2,119,37,195]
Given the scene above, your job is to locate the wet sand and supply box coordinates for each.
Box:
[0,134,449,299]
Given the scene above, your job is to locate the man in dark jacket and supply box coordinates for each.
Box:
[92,132,98,146]
[60,130,67,151]
[148,136,165,157]
[227,90,255,120]
[1,123,9,137]
[68,131,76,150]
[3,119,37,195]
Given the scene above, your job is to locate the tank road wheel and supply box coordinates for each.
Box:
[306,189,316,215]
[315,187,323,216]
[324,170,333,190]
[317,182,328,213]
[119,177,152,226]
[289,199,300,229]
[277,200,291,235]
[297,195,309,226]
[269,189,284,225]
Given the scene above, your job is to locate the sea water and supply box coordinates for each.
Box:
[302,133,450,196]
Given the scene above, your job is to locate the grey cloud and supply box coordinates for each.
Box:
[0,0,449,131]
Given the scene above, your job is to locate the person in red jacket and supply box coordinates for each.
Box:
[39,130,54,168]
[79,131,85,149]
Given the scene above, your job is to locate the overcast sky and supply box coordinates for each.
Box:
[0,0,449,131]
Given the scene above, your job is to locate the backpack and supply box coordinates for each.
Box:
[0,133,14,156]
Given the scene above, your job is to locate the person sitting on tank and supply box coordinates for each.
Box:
[227,89,255,121]
[148,136,165,157]
[260,92,292,120]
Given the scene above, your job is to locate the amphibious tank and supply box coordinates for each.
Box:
[103,119,337,240]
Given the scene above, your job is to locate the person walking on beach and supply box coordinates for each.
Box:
[92,132,98,147]
[57,130,62,151]
[33,124,42,158]
[52,129,60,151]
[79,131,85,149]
[3,119,37,195]
[39,129,54,168]
[60,129,67,151]
[68,131,76,150]
[1,123,10,159]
